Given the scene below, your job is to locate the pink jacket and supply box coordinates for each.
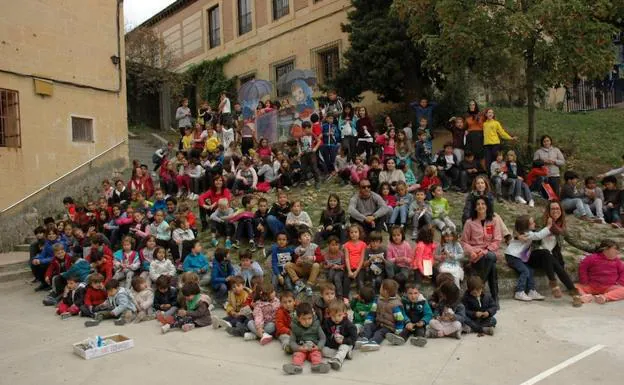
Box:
[252,297,280,329]
[461,218,501,263]
[386,241,413,269]
[578,252,624,287]
[350,164,370,184]
[413,241,437,272]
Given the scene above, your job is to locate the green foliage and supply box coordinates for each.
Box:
[330,0,432,103]
[186,56,237,107]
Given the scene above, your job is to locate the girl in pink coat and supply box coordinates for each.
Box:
[576,239,624,305]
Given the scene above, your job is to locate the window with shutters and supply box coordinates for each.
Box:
[208,6,220,48]
[0,88,21,148]
[71,116,94,142]
[273,0,289,20]
[238,0,252,35]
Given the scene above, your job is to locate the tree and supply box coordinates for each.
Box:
[393,0,619,145]
[331,0,432,103]
[185,56,237,108]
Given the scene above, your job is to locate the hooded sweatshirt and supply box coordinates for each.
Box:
[289,318,326,352]
[578,252,624,287]
[108,287,137,317]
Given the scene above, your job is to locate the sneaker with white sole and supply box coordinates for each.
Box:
[260,332,273,345]
[211,316,220,329]
[354,338,367,349]
[515,196,527,205]
[311,363,331,373]
[360,341,380,352]
[217,318,232,329]
[385,332,406,346]
[243,332,257,341]
[410,337,428,347]
[514,291,532,301]
[161,324,171,334]
[305,285,313,297]
[283,364,303,375]
[328,358,342,370]
[528,200,535,207]
[527,290,545,301]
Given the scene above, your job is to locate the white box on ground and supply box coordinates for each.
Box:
[73,334,134,360]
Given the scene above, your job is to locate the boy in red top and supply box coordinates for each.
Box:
[91,251,113,284]
[44,243,72,300]
[526,160,549,195]
[80,273,108,318]
[276,291,297,353]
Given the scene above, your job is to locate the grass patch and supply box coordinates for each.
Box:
[495,107,624,175]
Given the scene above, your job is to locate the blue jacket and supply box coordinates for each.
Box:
[183,252,209,273]
[211,259,234,288]
[402,294,433,325]
[61,258,91,282]
[39,239,63,265]
[151,199,167,214]
[322,122,340,145]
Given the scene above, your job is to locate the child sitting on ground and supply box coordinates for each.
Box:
[427,280,465,339]
[322,237,345,298]
[363,231,386,293]
[285,201,313,244]
[85,278,137,327]
[80,273,107,319]
[358,279,407,351]
[131,276,154,323]
[343,224,367,297]
[276,291,297,353]
[429,185,456,232]
[413,226,437,282]
[212,276,251,330]
[270,232,294,291]
[246,282,280,345]
[400,283,431,347]
[211,248,235,305]
[462,276,497,336]
[435,229,465,288]
[575,239,624,305]
[171,218,195,263]
[283,302,330,375]
[113,237,140,289]
[43,243,72,305]
[385,226,414,291]
[183,241,211,287]
[56,275,86,319]
[314,283,337,321]
[409,189,432,241]
[160,282,213,333]
[230,194,257,250]
[154,275,179,318]
[236,250,264,288]
[350,286,375,334]
[149,247,177,284]
[321,299,358,370]
[209,198,235,248]
[286,229,322,297]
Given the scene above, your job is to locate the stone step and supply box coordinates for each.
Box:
[0,252,31,283]
[14,244,30,253]
[0,267,32,283]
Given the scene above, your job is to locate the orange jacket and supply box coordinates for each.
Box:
[275,306,293,337]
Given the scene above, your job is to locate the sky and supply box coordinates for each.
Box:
[124,0,177,31]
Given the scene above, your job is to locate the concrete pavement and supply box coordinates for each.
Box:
[0,281,622,385]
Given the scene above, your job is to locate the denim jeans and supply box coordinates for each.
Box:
[389,205,409,225]
[604,207,621,224]
[561,198,593,217]
[247,320,276,336]
[266,215,285,236]
[505,254,535,293]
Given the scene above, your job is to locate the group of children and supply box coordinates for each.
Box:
[25,91,624,374]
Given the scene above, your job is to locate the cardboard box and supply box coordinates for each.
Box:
[73,334,134,360]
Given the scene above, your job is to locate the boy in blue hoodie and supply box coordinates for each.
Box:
[400,283,431,347]
[210,247,235,305]
[84,279,137,327]
[183,241,210,287]
[270,232,294,291]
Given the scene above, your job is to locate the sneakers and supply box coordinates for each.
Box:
[482,327,495,336]
[212,317,232,329]
[311,363,331,373]
[410,337,428,347]
[514,291,532,301]
[385,332,406,346]
[243,332,257,341]
[328,358,342,370]
[305,180,312,187]
[294,280,306,294]
[34,283,51,292]
[232,241,240,249]
[283,364,303,375]
[224,238,233,249]
[60,312,72,320]
[515,196,527,205]
[114,318,126,326]
[211,238,219,248]
[161,324,171,334]
[425,329,439,338]
[305,285,313,297]
[283,186,291,191]
[346,349,353,360]
[157,312,174,325]
[462,325,472,334]
[226,326,244,337]
[528,200,535,207]
[452,330,462,340]
[249,240,257,252]
[528,290,545,301]
[134,311,146,323]
[360,341,380,352]
[260,333,273,345]
[182,323,195,332]
[354,338,367,350]
[84,313,103,327]
[42,295,58,306]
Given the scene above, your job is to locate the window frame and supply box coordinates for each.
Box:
[272,0,290,21]
[274,60,295,97]
[238,0,253,36]
[208,6,221,49]
[70,115,95,143]
[318,46,340,85]
[0,88,21,148]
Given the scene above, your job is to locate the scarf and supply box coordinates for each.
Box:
[187,294,201,311]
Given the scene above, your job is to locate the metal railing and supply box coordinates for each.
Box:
[0,138,127,214]
[564,81,617,112]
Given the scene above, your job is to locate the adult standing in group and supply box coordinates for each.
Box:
[348,179,392,235]
[355,107,375,162]
[339,103,358,162]
[197,174,231,232]
[378,158,406,191]
[533,135,565,197]
[218,91,232,129]
[528,201,579,300]
[461,196,501,303]
[464,100,485,166]
[410,97,437,132]
[325,89,344,120]
[175,98,192,149]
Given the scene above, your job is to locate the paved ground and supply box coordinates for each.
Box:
[0,281,622,385]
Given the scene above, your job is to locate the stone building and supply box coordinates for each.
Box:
[0,0,128,249]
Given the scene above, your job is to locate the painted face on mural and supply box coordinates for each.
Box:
[291,85,305,104]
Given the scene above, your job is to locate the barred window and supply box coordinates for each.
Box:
[275,60,294,97]
[0,88,21,148]
[238,0,252,35]
[208,6,220,48]
[318,47,340,84]
[71,117,94,142]
[273,0,289,20]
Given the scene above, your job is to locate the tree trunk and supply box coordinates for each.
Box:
[525,59,536,147]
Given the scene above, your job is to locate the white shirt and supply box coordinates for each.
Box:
[221,97,231,114]
[222,127,235,150]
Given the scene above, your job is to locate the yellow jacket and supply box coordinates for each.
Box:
[483,119,512,145]
[225,287,251,316]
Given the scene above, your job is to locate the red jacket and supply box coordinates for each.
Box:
[84,287,107,307]
[86,245,113,262]
[421,176,442,192]
[275,306,293,337]
[95,255,114,283]
[45,253,72,280]
[579,252,624,287]
[198,188,232,208]
[526,166,549,187]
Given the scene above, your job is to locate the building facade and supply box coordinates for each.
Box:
[141,0,351,98]
[0,0,129,212]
